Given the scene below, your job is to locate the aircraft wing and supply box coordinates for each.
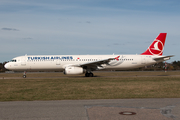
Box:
[74,56,120,71]
[153,55,174,61]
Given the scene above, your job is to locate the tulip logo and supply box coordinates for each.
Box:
[148,39,164,55]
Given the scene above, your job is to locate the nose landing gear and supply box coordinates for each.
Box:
[23,71,26,78]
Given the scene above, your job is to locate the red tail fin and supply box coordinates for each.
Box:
[141,33,167,56]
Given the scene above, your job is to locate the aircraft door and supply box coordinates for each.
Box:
[56,60,60,65]
[141,56,146,64]
[21,56,26,66]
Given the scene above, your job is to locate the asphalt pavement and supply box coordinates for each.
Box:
[0,98,180,120]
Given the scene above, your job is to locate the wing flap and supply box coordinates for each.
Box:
[80,58,114,70]
[72,56,120,70]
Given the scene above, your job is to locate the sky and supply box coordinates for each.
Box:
[0,0,180,63]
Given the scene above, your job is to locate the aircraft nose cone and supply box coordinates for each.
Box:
[4,63,9,69]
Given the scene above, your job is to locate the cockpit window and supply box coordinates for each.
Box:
[10,59,17,62]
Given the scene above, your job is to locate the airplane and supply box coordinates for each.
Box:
[4,33,174,78]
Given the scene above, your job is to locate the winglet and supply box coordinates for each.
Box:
[141,33,167,56]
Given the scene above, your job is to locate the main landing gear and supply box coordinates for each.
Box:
[23,71,26,78]
[85,72,94,77]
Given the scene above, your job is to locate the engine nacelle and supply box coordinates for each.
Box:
[64,66,85,75]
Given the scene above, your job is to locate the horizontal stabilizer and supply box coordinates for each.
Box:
[153,55,174,61]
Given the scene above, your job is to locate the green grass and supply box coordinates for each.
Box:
[0,71,180,101]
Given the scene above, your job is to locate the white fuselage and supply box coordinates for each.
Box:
[4,54,164,72]
[4,33,173,77]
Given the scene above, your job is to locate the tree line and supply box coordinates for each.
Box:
[0,62,7,72]
[1,61,180,72]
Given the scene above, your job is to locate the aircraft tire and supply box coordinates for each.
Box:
[89,73,94,77]
[85,73,89,77]
[85,73,94,77]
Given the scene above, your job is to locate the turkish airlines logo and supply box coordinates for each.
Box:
[149,39,164,55]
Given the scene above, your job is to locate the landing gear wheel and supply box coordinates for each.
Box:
[23,71,27,78]
[89,73,94,77]
[85,72,94,77]
[85,73,89,77]
[23,75,26,78]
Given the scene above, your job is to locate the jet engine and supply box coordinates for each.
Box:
[64,66,85,75]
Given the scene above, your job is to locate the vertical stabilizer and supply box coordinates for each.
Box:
[141,33,167,56]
